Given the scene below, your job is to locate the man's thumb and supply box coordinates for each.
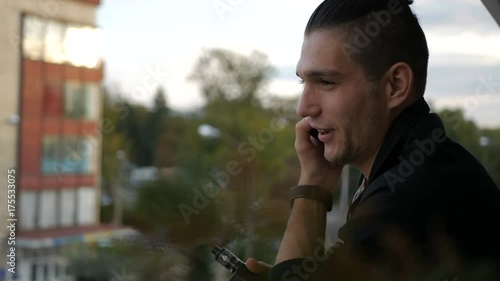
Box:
[245,258,272,274]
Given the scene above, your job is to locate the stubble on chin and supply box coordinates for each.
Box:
[325,139,355,166]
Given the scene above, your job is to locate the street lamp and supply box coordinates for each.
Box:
[480,136,491,170]
[197,124,221,138]
[480,136,490,147]
[113,150,132,226]
[198,124,240,148]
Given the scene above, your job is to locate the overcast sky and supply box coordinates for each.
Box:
[97,0,500,127]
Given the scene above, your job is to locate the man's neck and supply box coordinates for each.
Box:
[356,146,382,182]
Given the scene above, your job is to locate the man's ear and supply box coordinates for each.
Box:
[384,62,414,110]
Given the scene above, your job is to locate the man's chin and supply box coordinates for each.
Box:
[324,148,349,166]
[324,151,342,165]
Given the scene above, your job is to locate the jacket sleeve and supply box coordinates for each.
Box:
[267,187,400,281]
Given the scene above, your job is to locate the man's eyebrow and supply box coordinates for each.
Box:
[296,70,342,78]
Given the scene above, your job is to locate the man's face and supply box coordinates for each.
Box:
[296,29,391,167]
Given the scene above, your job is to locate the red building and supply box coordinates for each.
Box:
[0,1,134,280]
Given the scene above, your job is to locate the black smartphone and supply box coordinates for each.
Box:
[309,128,322,142]
[212,246,267,281]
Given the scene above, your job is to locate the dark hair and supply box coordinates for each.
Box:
[305,0,429,97]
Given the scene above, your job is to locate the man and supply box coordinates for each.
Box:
[246,0,500,280]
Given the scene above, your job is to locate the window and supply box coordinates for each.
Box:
[65,24,103,68]
[31,264,37,281]
[23,15,47,60]
[22,15,102,68]
[41,136,92,175]
[41,136,63,175]
[62,137,91,174]
[65,82,87,119]
[77,187,97,225]
[55,263,59,278]
[85,84,100,120]
[64,82,100,120]
[44,20,66,64]
[43,264,48,281]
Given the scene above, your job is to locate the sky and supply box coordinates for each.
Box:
[97,0,500,127]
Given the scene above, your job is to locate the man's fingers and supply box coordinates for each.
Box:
[295,117,316,152]
[296,117,312,140]
[245,258,272,274]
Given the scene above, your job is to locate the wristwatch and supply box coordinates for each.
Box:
[289,185,333,212]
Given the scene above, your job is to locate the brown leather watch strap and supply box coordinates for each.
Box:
[289,185,333,212]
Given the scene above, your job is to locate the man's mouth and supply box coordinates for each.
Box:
[316,128,335,143]
[318,129,333,135]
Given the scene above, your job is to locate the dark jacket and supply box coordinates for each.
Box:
[269,98,500,281]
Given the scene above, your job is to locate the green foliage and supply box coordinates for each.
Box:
[68,242,185,281]
[133,175,221,246]
[121,48,298,279]
[101,90,129,180]
[438,108,482,156]
[116,87,169,167]
[438,108,500,188]
[143,88,169,165]
[101,90,131,223]
[98,47,500,281]
[190,48,274,103]
[186,245,214,281]
[477,128,500,187]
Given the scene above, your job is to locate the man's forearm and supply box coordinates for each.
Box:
[275,198,327,264]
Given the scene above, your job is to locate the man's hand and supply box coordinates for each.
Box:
[245,258,272,274]
[295,117,343,192]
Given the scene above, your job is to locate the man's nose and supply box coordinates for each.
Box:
[296,86,321,118]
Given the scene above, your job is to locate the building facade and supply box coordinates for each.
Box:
[0,1,132,280]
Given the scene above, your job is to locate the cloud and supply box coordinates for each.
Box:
[426,33,500,63]
[426,64,500,97]
[268,78,301,97]
[98,0,500,127]
[414,0,499,34]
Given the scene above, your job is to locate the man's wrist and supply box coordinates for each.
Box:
[298,175,334,191]
[289,185,333,212]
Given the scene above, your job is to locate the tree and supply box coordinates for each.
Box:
[189,48,296,259]
[117,102,148,165]
[68,241,185,281]
[117,87,170,167]
[437,108,500,188]
[154,112,192,167]
[123,48,299,281]
[478,127,500,188]
[190,48,274,103]
[100,89,131,223]
[144,87,169,166]
[438,108,482,156]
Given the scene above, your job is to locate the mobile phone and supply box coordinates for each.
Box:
[211,246,267,281]
[309,128,322,142]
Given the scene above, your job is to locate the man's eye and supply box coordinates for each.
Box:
[320,79,334,85]
[298,79,305,85]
